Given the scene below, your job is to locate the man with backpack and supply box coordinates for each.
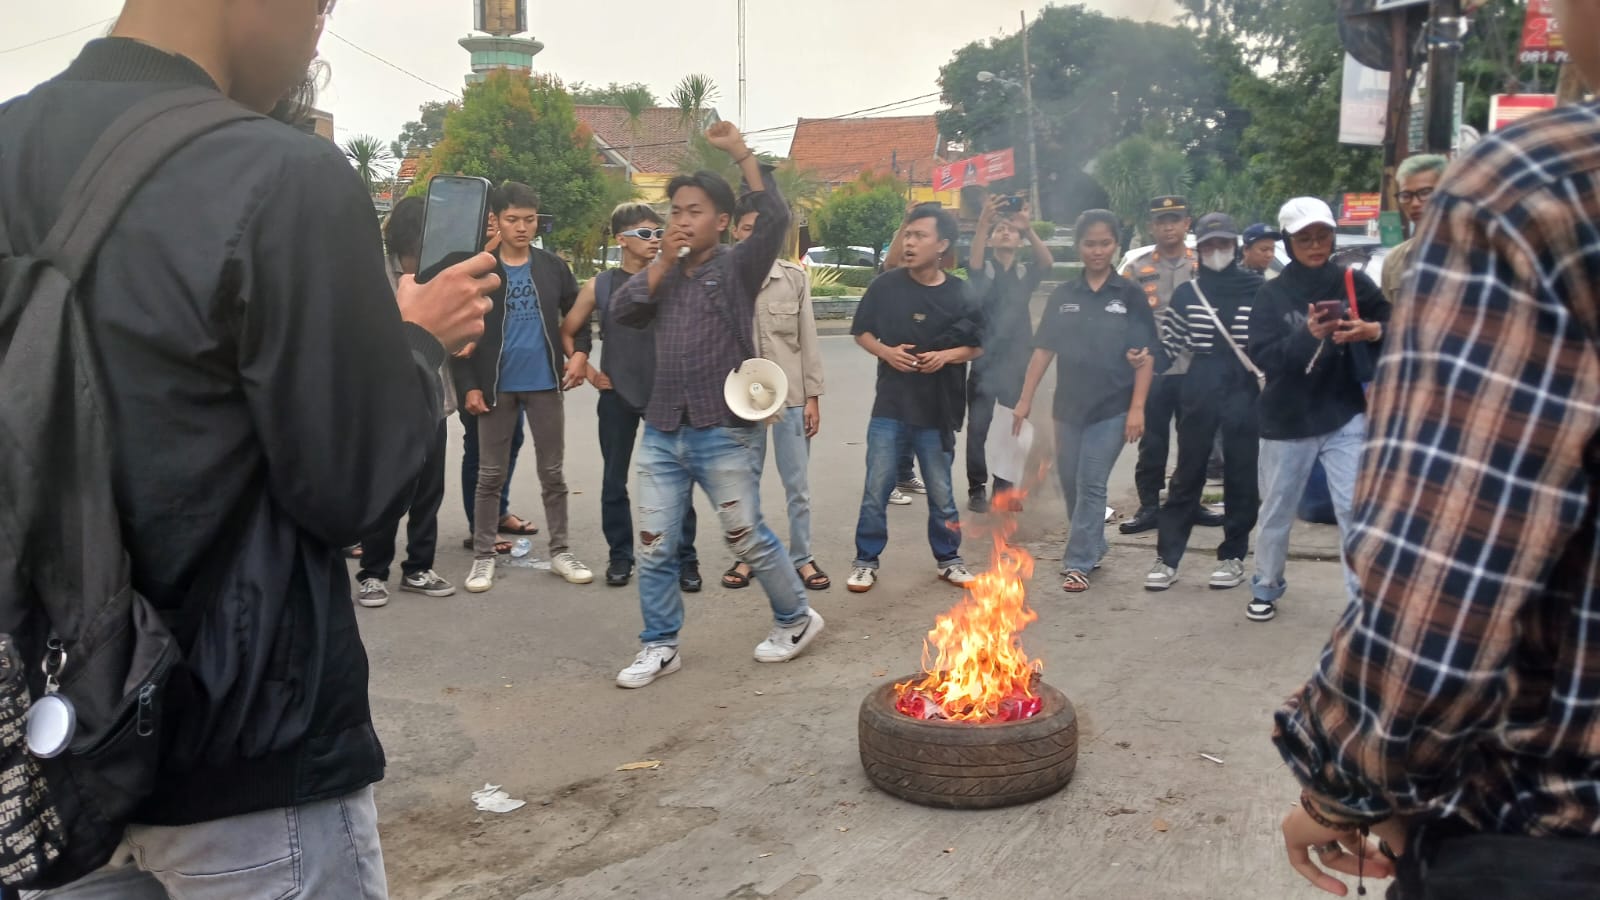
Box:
[0,3,495,895]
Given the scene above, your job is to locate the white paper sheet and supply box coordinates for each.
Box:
[984,403,1034,486]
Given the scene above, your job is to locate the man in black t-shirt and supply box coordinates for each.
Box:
[846,205,983,594]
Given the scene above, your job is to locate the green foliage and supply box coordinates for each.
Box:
[669,74,719,127]
[836,268,877,289]
[1094,134,1193,241]
[414,71,610,255]
[1051,263,1083,281]
[1032,221,1055,242]
[570,173,642,279]
[808,266,842,291]
[813,173,905,262]
[811,284,850,298]
[341,134,393,197]
[394,101,456,158]
[569,81,659,107]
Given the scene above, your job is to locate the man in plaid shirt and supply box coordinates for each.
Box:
[1273,5,1600,892]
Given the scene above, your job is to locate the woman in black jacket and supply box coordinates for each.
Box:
[1245,198,1389,623]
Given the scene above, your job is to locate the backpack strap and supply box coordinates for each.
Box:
[40,87,260,281]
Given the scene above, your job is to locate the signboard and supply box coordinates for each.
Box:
[1489,93,1558,131]
[1407,79,1465,151]
[1339,193,1383,226]
[933,149,1017,192]
[1379,211,1405,248]
[1520,0,1567,64]
[1338,55,1389,147]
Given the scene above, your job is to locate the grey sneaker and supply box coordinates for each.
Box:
[356,577,389,608]
[896,477,927,494]
[888,488,914,506]
[1144,560,1178,592]
[1209,559,1246,590]
[402,569,456,597]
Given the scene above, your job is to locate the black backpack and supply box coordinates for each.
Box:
[0,87,258,889]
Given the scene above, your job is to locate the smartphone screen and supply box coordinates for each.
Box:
[417,175,492,284]
[1314,300,1344,321]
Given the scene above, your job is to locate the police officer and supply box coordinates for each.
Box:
[1119,196,1223,534]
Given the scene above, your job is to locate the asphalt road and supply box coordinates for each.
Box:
[357,332,1356,900]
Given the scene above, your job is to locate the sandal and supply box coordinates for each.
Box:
[798,563,831,591]
[1062,570,1090,593]
[721,563,753,589]
[499,514,540,536]
[461,538,515,554]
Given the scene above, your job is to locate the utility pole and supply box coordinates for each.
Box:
[1381,10,1411,213]
[737,0,748,127]
[1020,10,1042,215]
[1424,0,1463,153]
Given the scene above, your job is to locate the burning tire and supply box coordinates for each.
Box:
[858,678,1078,810]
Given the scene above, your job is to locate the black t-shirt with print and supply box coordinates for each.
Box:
[1034,272,1157,425]
[851,268,982,431]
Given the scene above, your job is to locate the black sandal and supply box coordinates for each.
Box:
[799,564,831,590]
[1062,570,1090,593]
[498,514,540,536]
[721,564,753,589]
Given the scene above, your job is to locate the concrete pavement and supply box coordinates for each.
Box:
[358,333,1359,900]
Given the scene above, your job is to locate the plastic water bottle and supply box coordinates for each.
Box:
[510,538,532,558]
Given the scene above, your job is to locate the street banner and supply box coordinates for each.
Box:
[1339,193,1382,226]
[1489,93,1558,131]
[1338,54,1389,147]
[933,148,1017,192]
[1520,0,1567,64]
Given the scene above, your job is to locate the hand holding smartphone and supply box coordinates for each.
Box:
[417,175,493,284]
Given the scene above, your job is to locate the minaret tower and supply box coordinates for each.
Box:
[460,0,544,86]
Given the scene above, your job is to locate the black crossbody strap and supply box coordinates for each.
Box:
[41,87,260,281]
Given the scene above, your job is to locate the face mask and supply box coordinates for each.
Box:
[1202,250,1233,272]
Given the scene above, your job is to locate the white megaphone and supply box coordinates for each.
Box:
[724,358,788,422]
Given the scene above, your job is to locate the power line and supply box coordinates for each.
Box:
[325,30,461,99]
[0,17,115,55]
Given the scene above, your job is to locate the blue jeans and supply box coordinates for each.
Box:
[459,408,522,530]
[853,418,963,568]
[754,406,813,567]
[636,424,808,646]
[1056,415,1128,573]
[1254,414,1365,604]
[597,390,697,567]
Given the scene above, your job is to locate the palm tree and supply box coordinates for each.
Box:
[669,74,719,129]
[1092,135,1192,244]
[342,134,394,198]
[617,85,654,182]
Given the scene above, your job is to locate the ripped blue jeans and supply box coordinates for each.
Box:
[635,424,809,646]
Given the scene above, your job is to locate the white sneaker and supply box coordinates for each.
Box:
[551,552,594,585]
[754,608,825,663]
[616,645,682,688]
[356,577,389,608]
[888,488,913,506]
[897,477,927,494]
[1145,560,1178,592]
[465,557,496,593]
[939,563,976,586]
[846,566,877,593]
[1210,559,1246,590]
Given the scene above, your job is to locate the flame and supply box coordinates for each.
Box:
[895,490,1042,722]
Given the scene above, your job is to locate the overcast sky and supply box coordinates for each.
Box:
[3,0,1177,157]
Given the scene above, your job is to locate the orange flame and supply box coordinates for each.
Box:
[895,490,1041,722]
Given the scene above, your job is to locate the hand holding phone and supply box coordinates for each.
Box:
[396,254,497,353]
[1307,302,1342,340]
[418,176,493,284]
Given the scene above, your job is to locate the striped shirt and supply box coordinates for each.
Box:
[1160,283,1252,358]
[1272,102,1600,837]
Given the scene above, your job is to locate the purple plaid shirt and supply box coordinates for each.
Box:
[613,183,790,431]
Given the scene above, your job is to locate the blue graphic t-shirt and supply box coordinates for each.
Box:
[498,260,557,393]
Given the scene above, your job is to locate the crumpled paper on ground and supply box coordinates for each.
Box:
[471,783,526,814]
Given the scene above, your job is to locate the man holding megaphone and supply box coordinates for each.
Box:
[607,123,825,690]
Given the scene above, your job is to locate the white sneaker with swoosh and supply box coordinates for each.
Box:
[754,609,825,663]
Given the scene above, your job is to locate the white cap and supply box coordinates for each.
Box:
[1278,197,1337,236]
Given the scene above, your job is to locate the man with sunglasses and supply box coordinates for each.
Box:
[562,204,702,592]
[0,0,499,896]
[1380,154,1448,304]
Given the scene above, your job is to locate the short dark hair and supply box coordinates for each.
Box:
[384,195,424,262]
[611,202,662,236]
[733,194,761,222]
[1074,208,1121,242]
[666,170,737,216]
[494,181,540,214]
[907,203,958,246]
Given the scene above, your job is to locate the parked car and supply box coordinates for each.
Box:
[804,246,880,271]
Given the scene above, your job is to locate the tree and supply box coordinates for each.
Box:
[812,173,905,264]
[669,74,719,127]
[569,81,659,107]
[393,100,456,158]
[616,84,655,180]
[1092,134,1193,242]
[412,70,609,255]
[341,134,394,197]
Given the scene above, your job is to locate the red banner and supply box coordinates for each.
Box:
[1339,193,1382,226]
[1489,94,1558,131]
[933,149,1017,192]
[1520,0,1567,64]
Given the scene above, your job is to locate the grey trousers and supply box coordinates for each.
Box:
[474,389,568,557]
[30,786,387,899]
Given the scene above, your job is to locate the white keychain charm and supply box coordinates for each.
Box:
[27,639,76,759]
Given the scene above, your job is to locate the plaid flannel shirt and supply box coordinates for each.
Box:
[1273,102,1600,837]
